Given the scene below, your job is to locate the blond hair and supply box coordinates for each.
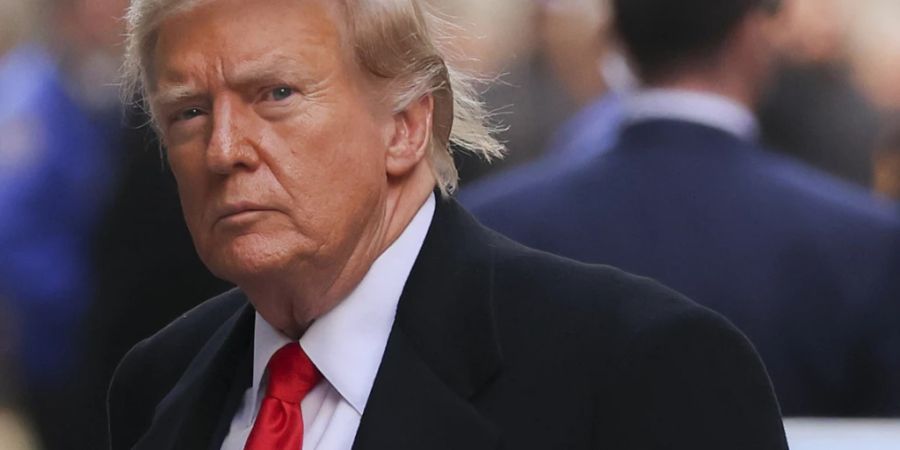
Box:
[123,0,505,195]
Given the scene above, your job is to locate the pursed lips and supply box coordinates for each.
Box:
[214,202,276,225]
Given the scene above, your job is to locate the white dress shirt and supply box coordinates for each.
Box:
[624,88,759,141]
[220,194,436,450]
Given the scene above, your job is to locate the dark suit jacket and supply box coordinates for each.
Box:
[462,119,900,417]
[108,196,787,450]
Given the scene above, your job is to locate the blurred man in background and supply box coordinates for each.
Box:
[460,0,628,204]
[436,0,615,183]
[466,0,900,417]
[534,0,634,163]
[759,0,883,187]
[52,0,128,121]
[0,0,124,448]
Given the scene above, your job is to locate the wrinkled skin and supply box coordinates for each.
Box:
[150,0,436,337]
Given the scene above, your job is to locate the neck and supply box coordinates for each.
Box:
[646,67,757,110]
[245,163,436,339]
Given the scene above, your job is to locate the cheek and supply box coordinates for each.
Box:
[167,149,210,230]
[264,119,386,245]
[320,132,387,205]
[271,111,386,188]
[330,109,390,174]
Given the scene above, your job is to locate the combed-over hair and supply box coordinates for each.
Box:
[122,0,504,195]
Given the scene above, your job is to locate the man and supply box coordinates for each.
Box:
[466,0,900,416]
[108,0,787,449]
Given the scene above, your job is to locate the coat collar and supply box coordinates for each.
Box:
[617,118,755,152]
[132,297,254,450]
[131,195,503,450]
[623,89,759,141]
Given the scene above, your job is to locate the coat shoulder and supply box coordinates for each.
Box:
[486,235,787,448]
[490,232,718,336]
[120,288,247,369]
[107,288,246,450]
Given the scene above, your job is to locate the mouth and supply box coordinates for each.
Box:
[215,203,276,225]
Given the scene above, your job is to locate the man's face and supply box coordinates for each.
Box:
[151,0,393,287]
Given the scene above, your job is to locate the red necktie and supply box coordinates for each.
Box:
[244,342,322,450]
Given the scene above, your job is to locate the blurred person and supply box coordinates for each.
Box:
[440,0,607,183]
[532,0,632,164]
[0,0,122,448]
[758,0,883,187]
[45,1,233,449]
[844,0,900,111]
[466,0,900,417]
[107,0,788,449]
[537,0,610,110]
[51,0,130,116]
[460,0,629,204]
[873,120,900,202]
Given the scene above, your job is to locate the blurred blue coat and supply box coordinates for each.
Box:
[0,45,116,387]
[462,94,623,202]
[462,118,900,417]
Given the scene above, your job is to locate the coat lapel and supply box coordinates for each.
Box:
[133,300,254,450]
[131,197,502,450]
[352,329,500,450]
[353,196,503,450]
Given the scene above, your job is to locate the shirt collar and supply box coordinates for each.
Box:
[251,193,436,414]
[624,88,759,141]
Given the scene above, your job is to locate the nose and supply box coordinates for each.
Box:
[206,95,261,175]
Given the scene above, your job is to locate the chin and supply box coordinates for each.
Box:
[202,239,296,285]
[208,257,279,285]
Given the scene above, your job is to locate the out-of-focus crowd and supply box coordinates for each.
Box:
[0,0,898,449]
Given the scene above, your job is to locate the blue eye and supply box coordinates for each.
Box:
[176,107,205,122]
[270,87,294,101]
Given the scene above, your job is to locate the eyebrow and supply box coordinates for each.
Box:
[152,52,317,109]
[151,84,206,111]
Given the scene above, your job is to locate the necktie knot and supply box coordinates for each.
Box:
[265,342,321,403]
[245,343,320,450]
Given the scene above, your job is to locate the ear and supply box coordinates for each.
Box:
[385,94,434,178]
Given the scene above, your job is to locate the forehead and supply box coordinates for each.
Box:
[151,0,350,92]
